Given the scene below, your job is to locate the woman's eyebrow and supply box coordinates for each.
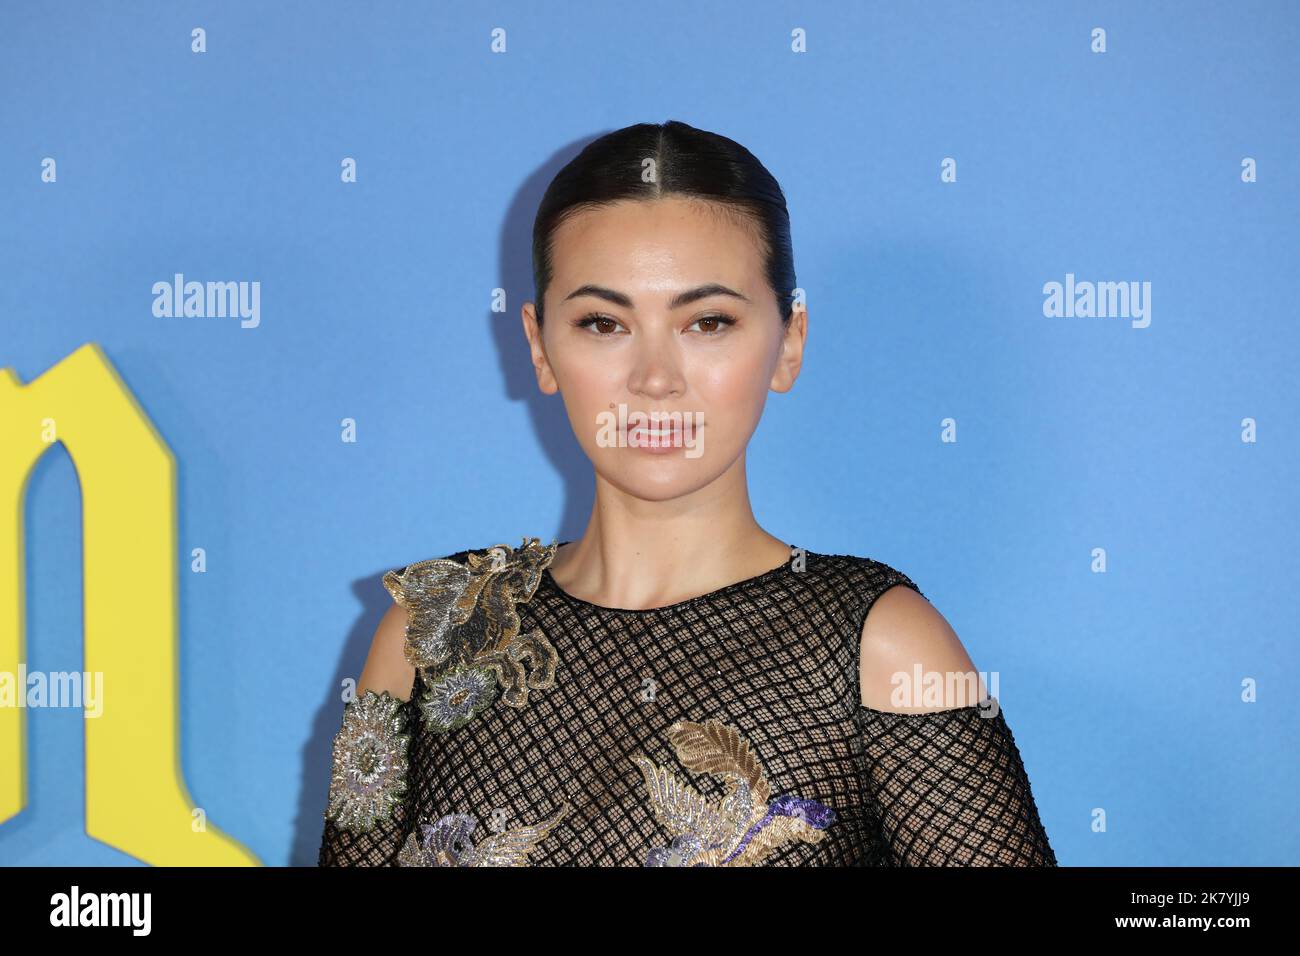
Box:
[561,282,751,309]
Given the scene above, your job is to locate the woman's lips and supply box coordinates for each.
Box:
[627,420,695,451]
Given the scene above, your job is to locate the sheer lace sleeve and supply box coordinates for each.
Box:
[317,687,419,866]
[854,699,1058,866]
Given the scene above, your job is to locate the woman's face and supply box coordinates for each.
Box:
[523,196,805,501]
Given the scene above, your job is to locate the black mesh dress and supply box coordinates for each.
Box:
[318,536,1057,867]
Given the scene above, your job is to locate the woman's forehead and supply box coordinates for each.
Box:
[549,200,766,295]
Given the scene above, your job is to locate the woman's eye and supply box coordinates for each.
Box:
[574,314,625,335]
[572,313,736,336]
[688,314,736,336]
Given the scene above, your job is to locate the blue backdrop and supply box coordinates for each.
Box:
[1,0,1296,866]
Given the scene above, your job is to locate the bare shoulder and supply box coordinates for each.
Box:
[858,572,981,712]
[357,601,415,701]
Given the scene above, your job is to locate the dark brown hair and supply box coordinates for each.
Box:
[531,120,797,327]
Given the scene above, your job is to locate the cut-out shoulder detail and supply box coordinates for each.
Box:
[320,537,560,866]
[356,603,416,702]
[858,581,980,712]
[851,559,925,711]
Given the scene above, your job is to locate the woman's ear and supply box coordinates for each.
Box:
[522,302,559,394]
[769,304,807,393]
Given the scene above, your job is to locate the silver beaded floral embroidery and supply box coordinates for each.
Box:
[417,664,498,733]
[397,802,571,866]
[382,536,560,734]
[323,689,411,833]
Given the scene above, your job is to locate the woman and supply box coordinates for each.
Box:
[318,120,1057,867]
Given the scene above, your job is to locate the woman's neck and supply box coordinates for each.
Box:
[546,463,792,611]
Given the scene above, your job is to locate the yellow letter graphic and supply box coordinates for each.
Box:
[0,344,259,864]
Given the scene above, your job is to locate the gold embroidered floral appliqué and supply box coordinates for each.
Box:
[323,689,410,833]
[631,718,837,866]
[382,536,559,734]
[397,802,571,866]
